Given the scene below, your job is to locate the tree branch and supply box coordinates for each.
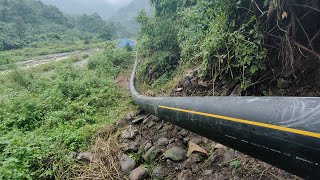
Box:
[291,41,320,61]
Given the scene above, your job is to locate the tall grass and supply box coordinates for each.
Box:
[0,45,134,179]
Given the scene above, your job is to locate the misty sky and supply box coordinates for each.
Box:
[41,0,135,19]
[103,0,132,7]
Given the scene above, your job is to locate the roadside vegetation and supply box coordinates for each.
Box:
[0,43,135,179]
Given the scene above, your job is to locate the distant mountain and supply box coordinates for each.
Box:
[108,0,153,37]
[41,0,122,19]
[0,0,115,50]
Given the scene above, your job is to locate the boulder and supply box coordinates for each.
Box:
[120,154,136,174]
[156,138,169,147]
[143,146,162,162]
[152,166,164,179]
[164,147,187,161]
[121,127,137,140]
[177,169,192,180]
[77,152,93,163]
[129,166,147,180]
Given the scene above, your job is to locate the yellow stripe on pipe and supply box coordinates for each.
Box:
[159,105,320,139]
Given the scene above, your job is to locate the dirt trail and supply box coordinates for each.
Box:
[0,49,100,74]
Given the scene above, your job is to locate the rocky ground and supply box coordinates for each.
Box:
[116,111,301,180]
[73,109,301,180]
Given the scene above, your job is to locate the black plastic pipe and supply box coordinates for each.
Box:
[130,58,320,179]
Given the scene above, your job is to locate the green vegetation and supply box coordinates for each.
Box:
[0,41,104,69]
[0,0,119,52]
[137,0,320,94]
[0,44,134,179]
[137,0,266,92]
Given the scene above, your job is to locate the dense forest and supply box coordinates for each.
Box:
[0,0,119,51]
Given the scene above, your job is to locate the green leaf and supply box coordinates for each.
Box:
[230,160,241,169]
[250,65,259,74]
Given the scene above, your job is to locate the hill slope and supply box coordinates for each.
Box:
[0,0,114,51]
[108,0,153,37]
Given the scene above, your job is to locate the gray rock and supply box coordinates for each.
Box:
[143,146,162,162]
[132,116,146,125]
[120,154,136,174]
[142,115,159,124]
[129,166,147,180]
[191,164,199,173]
[154,131,167,139]
[177,169,192,180]
[182,137,190,144]
[204,170,213,176]
[144,142,153,151]
[223,149,235,163]
[156,124,164,130]
[121,127,137,140]
[147,121,156,128]
[68,151,77,159]
[151,115,161,122]
[126,112,135,121]
[214,143,226,150]
[164,147,187,161]
[122,143,138,153]
[189,153,204,163]
[77,152,93,163]
[203,153,217,167]
[189,137,203,144]
[183,154,204,169]
[156,138,169,146]
[159,125,172,133]
[179,129,189,137]
[182,80,191,89]
[152,166,164,179]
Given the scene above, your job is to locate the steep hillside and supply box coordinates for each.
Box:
[0,0,71,50]
[136,0,320,97]
[108,0,153,37]
[0,0,114,51]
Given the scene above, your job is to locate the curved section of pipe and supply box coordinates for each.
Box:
[130,57,320,179]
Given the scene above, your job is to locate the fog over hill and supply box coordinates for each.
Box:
[109,0,153,36]
[41,0,133,19]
